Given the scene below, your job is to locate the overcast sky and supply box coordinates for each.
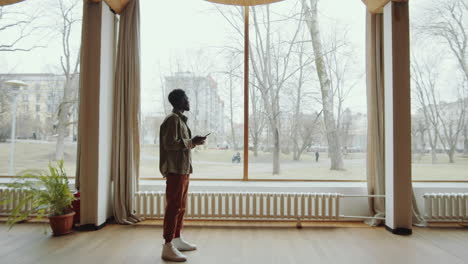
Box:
[0,0,463,119]
[140,0,368,117]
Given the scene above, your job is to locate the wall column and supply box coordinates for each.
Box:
[383,0,412,235]
[78,1,115,228]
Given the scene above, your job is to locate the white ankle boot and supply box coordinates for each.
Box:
[161,242,187,262]
[173,237,197,251]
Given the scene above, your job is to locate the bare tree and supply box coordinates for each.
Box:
[288,37,318,161]
[411,54,442,164]
[0,77,11,142]
[293,111,322,161]
[53,0,81,160]
[216,4,314,174]
[290,42,306,161]
[0,4,47,142]
[422,0,467,156]
[411,115,419,160]
[421,0,467,80]
[224,55,243,151]
[249,5,315,174]
[323,28,360,157]
[339,108,353,154]
[249,76,267,156]
[437,88,466,163]
[0,5,45,52]
[301,0,344,170]
[464,119,468,155]
[412,115,428,161]
[412,52,466,163]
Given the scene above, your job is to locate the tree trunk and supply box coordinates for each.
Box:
[295,144,305,161]
[292,52,303,162]
[464,125,468,155]
[273,128,280,174]
[419,129,426,157]
[293,143,299,161]
[430,149,437,164]
[296,151,302,161]
[55,76,74,160]
[448,148,455,163]
[253,136,259,157]
[302,0,344,170]
[430,130,438,164]
[229,74,237,150]
[55,0,81,161]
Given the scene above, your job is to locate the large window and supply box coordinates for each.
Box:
[246,1,366,180]
[0,0,82,177]
[410,0,468,181]
[140,0,244,179]
[140,0,367,181]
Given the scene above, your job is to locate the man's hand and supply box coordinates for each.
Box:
[192,136,206,146]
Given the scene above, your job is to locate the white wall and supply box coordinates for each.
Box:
[97,6,115,225]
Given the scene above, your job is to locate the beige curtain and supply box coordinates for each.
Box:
[111,0,142,224]
[366,11,385,226]
[412,190,425,226]
[76,0,102,192]
[75,124,81,191]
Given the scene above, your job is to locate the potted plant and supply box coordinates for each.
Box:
[0,160,75,236]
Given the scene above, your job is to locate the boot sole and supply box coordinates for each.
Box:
[177,247,197,252]
[161,256,187,262]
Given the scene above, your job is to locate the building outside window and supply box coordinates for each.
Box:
[0,0,82,176]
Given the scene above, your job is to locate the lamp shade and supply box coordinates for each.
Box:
[0,0,25,6]
[205,0,283,6]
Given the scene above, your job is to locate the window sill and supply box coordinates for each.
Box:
[138,179,468,193]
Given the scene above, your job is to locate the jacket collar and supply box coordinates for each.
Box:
[172,109,188,123]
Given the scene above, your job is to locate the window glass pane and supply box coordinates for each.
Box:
[247,0,367,180]
[0,0,82,176]
[410,0,468,181]
[140,1,244,179]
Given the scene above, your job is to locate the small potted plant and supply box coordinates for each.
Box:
[0,160,75,236]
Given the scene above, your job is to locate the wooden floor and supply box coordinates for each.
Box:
[1,222,468,264]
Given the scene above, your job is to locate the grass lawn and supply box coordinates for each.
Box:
[1,142,467,181]
[140,144,468,181]
[0,141,77,176]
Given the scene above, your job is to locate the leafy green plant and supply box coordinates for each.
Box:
[0,160,74,229]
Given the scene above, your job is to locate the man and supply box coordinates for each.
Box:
[159,89,206,262]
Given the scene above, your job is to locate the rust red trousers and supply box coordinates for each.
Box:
[163,173,189,243]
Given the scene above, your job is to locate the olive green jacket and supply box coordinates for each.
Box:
[159,110,194,177]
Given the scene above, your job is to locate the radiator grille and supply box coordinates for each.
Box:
[135,191,342,220]
[423,193,468,222]
[0,188,46,216]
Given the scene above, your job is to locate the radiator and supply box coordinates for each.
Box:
[135,191,342,221]
[0,188,45,216]
[423,193,468,222]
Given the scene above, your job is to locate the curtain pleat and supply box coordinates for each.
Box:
[366,11,385,226]
[111,0,142,225]
[76,0,100,192]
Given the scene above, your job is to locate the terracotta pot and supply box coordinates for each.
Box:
[48,211,75,236]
